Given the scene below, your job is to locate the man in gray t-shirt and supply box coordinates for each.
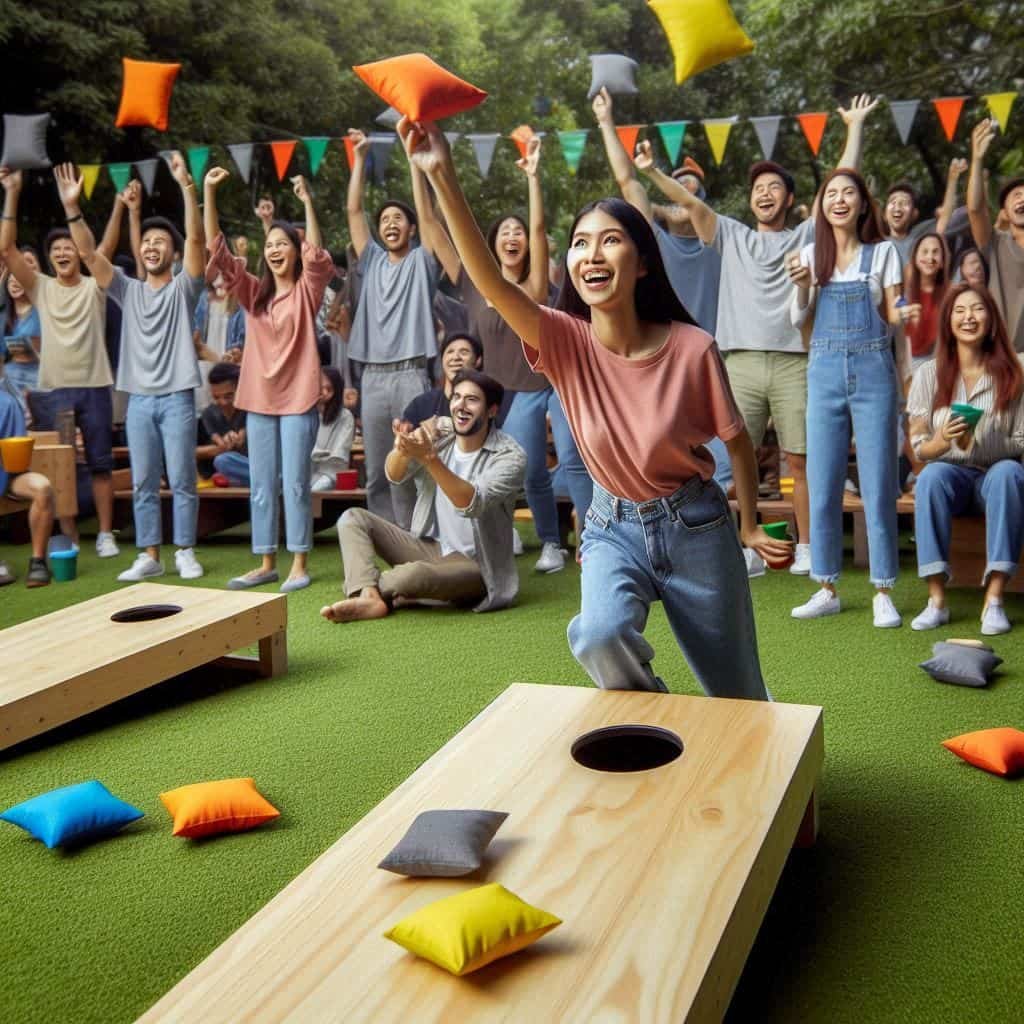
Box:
[346,128,446,529]
[67,152,207,582]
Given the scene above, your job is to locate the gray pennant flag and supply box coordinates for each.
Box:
[444,131,461,148]
[749,116,782,160]
[467,133,499,178]
[227,143,255,184]
[889,100,919,144]
[135,158,159,194]
[158,149,176,170]
[368,134,397,185]
[375,107,400,129]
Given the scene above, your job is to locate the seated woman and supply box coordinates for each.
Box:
[311,366,355,491]
[908,284,1024,634]
[3,246,42,410]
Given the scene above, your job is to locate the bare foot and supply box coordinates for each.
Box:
[320,594,390,623]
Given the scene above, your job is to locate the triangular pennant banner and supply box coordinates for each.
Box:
[135,158,159,195]
[932,97,966,142]
[107,162,132,194]
[187,146,210,184]
[303,137,331,176]
[227,143,254,184]
[615,125,642,157]
[985,92,1017,131]
[444,132,461,148]
[888,100,919,145]
[749,115,782,160]
[467,133,499,178]
[368,134,397,185]
[80,165,102,201]
[796,112,828,156]
[702,118,736,166]
[343,136,357,171]
[558,130,588,174]
[656,121,688,165]
[270,140,297,181]
[158,149,175,169]
[375,107,401,128]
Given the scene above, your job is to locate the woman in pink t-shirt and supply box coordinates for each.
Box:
[204,169,334,592]
[401,119,788,698]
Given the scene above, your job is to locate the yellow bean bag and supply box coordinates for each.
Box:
[648,0,755,85]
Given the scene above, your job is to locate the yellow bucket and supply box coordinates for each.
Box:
[0,436,34,474]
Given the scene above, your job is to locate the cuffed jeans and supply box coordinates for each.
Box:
[212,451,250,486]
[126,390,197,549]
[568,479,770,699]
[915,460,1024,584]
[502,387,592,544]
[246,408,319,554]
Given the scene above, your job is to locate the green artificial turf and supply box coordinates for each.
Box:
[1,525,1022,1023]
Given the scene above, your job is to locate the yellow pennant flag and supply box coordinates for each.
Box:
[703,118,737,166]
[985,92,1017,131]
[80,165,102,201]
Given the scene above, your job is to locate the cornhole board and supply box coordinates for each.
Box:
[138,683,823,1024]
[0,582,286,752]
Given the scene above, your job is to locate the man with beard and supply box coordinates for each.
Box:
[399,331,483,429]
[50,154,206,581]
[968,118,1024,352]
[345,128,448,530]
[322,369,526,621]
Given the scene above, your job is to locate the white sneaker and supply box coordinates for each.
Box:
[792,588,841,620]
[981,602,1011,636]
[534,542,567,573]
[873,592,902,628]
[912,599,950,631]
[513,528,524,556]
[117,553,164,582]
[175,548,204,579]
[744,548,766,578]
[789,543,811,575]
[96,531,120,558]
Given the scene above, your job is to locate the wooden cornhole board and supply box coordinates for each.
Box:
[139,683,823,1024]
[0,582,286,752]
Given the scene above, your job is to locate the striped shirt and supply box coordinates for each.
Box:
[907,356,1024,469]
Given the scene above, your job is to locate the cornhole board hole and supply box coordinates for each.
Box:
[139,683,823,1023]
[0,582,286,752]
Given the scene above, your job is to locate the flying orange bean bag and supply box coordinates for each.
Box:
[352,53,487,122]
[114,58,181,132]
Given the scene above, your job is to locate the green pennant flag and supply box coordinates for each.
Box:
[657,121,688,165]
[303,137,331,176]
[558,130,587,174]
[107,162,132,193]
[187,146,210,184]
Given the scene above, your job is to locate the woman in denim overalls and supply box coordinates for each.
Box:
[789,169,905,626]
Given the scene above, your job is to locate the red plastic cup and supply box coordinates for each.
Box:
[336,470,359,490]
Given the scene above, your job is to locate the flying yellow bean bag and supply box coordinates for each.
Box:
[648,0,755,85]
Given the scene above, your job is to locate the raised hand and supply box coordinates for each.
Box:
[205,167,230,190]
[53,162,84,208]
[837,93,880,125]
[516,135,542,177]
[592,86,614,125]
[0,167,23,194]
[397,117,450,177]
[347,129,370,159]
[290,175,312,203]
[971,119,996,161]
[121,180,142,212]
[948,156,968,179]
[168,151,192,188]
[633,139,655,174]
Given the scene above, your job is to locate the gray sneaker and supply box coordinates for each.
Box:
[534,542,567,573]
[26,557,51,588]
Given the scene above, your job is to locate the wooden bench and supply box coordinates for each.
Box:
[138,683,823,1024]
[0,440,79,520]
[0,582,287,752]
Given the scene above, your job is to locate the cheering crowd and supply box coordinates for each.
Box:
[2,95,1023,696]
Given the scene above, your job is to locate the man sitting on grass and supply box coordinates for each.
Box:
[321,369,526,621]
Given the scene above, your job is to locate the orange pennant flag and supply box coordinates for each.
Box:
[343,136,357,171]
[615,125,642,157]
[796,112,828,156]
[270,140,297,181]
[932,97,966,142]
[510,124,535,160]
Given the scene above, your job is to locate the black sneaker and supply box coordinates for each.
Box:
[25,557,51,588]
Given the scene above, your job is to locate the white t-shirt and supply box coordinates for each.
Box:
[791,240,902,326]
[434,445,477,558]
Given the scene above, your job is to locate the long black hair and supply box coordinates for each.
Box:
[252,221,303,316]
[319,366,344,426]
[554,198,696,326]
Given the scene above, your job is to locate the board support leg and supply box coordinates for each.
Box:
[794,787,819,848]
[258,628,287,678]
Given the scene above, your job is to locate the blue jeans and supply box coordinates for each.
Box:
[4,362,38,407]
[915,460,1024,584]
[212,451,250,486]
[502,387,592,544]
[704,435,734,491]
[246,408,319,554]
[568,479,770,699]
[126,390,197,549]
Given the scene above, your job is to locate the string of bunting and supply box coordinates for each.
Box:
[73,91,1017,200]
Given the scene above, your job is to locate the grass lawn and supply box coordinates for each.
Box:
[1,523,1022,1023]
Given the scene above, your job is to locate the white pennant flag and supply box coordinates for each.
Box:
[227,144,255,184]
[467,133,499,178]
[889,100,919,145]
[135,158,159,194]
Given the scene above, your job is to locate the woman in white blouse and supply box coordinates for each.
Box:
[908,284,1024,634]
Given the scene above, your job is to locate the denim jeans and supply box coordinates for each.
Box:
[703,435,734,491]
[246,408,319,554]
[915,460,1024,584]
[568,479,770,699]
[502,387,592,544]
[4,362,38,406]
[126,390,197,549]
[212,451,250,486]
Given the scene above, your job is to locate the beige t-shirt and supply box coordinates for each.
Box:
[986,230,1024,352]
[29,274,112,389]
